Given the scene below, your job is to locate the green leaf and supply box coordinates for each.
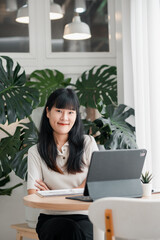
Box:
[0,128,21,176]
[0,56,39,124]
[75,65,117,108]
[0,175,10,187]
[97,0,107,15]
[0,121,38,180]
[28,69,72,107]
[141,171,153,183]
[0,165,23,195]
[90,103,137,149]
[0,183,23,196]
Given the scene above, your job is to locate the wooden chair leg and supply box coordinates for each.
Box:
[16,232,23,240]
[105,209,114,240]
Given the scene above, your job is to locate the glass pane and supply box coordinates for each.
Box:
[51,0,109,52]
[0,0,29,52]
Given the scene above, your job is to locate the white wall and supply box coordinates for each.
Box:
[0,173,28,240]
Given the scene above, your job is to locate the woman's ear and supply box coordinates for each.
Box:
[46,107,49,118]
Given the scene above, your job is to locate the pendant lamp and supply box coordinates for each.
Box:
[16,0,63,24]
[50,0,63,20]
[63,15,91,40]
[16,3,29,24]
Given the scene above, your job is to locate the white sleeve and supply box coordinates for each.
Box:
[27,145,43,190]
[83,135,99,166]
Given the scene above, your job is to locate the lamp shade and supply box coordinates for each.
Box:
[74,0,86,13]
[63,16,91,40]
[16,4,29,24]
[16,1,63,24]
[50,2,63,20]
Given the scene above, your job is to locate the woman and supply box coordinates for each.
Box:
[27,88,99,240]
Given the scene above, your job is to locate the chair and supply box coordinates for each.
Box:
[11,223,39,240]
[88,197,160,240]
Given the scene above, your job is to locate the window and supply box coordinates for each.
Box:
[50,0,109,52]
[0,0,29,52]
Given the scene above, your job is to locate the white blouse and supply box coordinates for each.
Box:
[27,135,99,215]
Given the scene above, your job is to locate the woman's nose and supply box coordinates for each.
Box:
[61,112,68,120]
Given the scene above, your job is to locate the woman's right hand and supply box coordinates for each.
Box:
[35,179,50,191]
[27,180,50,195]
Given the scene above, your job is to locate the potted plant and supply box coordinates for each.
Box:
[83,99,137,149]
[73,65,137,149]
[141,171,153,197]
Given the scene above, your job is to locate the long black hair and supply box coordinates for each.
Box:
[38,88,85,174]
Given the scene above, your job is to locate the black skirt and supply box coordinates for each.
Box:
[36,213,93,240]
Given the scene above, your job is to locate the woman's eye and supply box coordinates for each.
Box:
[69,111,74,114]
[56,109,62,113]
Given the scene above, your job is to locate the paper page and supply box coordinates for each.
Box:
[36,188,84,197]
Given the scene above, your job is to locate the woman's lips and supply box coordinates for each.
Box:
[58,123,69,126]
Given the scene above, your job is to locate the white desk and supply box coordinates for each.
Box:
[24,193,160,240]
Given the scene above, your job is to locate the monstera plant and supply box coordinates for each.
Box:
[83,99,137,149]
[0,56,71,195]
[73,64,137,149]
[28,69,71,107]
[73,64,136,148]
[74,64,117,108]
[0,56,39,195]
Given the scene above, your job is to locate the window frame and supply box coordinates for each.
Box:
[45,0,116,59]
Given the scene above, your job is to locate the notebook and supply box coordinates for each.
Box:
[66,149,147,202]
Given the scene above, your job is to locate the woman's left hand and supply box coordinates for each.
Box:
[35,179,50,191]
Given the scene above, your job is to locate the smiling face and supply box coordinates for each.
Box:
[46,107,77,137]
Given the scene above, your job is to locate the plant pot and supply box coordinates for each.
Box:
[98,144,105,151]
[25,206,40,228]
[23,182,40,228]
[142,183,152,197]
